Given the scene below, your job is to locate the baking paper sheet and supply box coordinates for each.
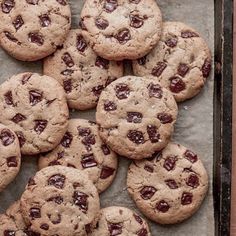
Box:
[0,0,215,235]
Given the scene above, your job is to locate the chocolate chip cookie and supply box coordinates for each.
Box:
[80,0,162,60]
[0,201,39,236]
[0,0,71,61]
[132,22,212,102]
[91,206,151,236]
[20,166,100,236]
[44,29,123,110]
[38,119,118,193]
[0,124,21,192]
[127,142,209,224]
[0,72,69,155]
[96,76,178,160]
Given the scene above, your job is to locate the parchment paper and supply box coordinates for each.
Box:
[0,0,215,235]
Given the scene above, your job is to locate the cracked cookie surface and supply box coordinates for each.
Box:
[80,0,162,60]
[0,72,69,155]
[20,166,100,236]
[38,119,118,193]
[96,76,178,160]
[0,0,71,61]
[127,142,209,224]
[0,124,21,192]
[44,29,123,110]
[90,206,151,236]
[132,22,212,102]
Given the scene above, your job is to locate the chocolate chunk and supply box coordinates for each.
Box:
[115,83,130,99]
[165,179,178,189]
[15,131,26,147]
[165,37,178,47]
[156,200,170,213]
[127,130,145,144]
[62,52,74,67]
[0,129,15,146]
[1,0,15,13]
[34,120,47,134]
[61,69,74,76]
[22,73,32,84]
[7,156,17,167]
[152,62,167,77]
[13,15,24,30]
[140,186,157,200]
[129,0,141,3]
[4,230,16,236]
[28,177,36,186]
[163,156,177,171]
[11,113,26,123]
[81,154,98,168]
[184,150,198,163]
[61,132,73,148]
[137,56,146,65]
[202,59,211,78]
[78,127,91,137]
[95,17,109,30]
[29,90,42,105]
[26,0,39,4]
[137,228,148,236]
[40,224,49,230]
[147,125,160,143]
[186,174,199,188]
[63,79,72,93]
[181,31,199,38]
[77,34,87,52]
[85,224,92,233]
[144,164,154,173]
[82,134,96,146]
[127,112,143,123]
[133,214,143,225]
[104,0,117,13]
[4,91,14,105]
[104,101,117,111]
[101,144,111,155]
[39,14,51,27]
[48,174,65,189]
[108,223,123,236]
[178,63,189,77]
[157,113,173,124]
[29,208,41,219]
[130,14,144,28]
[28,33,44,46]
[100,166,115,179]
[148,83,163,98]
[181,192,193,205]
[95,56,109,69]
[169,77,186,93]
[115,28,131,44]
[4,31,18,43]
[73,191,88,213]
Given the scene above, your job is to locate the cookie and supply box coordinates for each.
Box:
[0,201,39,236]
[91,206,151,236]
[0,124,21,192]
[0,0,71,61]
[80,0,162,60]
[127,142,209,224]
[38,119,118,193]
[0,72,69,155]
[132,22,212,102]
[44,29,123,110]
[20,166,100,236]
[96,76,178,160]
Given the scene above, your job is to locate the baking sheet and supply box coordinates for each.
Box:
[0,0,215,235]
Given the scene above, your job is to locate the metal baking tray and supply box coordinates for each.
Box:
[0,0,233,235]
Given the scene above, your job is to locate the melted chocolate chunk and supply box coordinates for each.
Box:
[178,63,189,77]
[115,83,130,99]
[4,31,18,43]
[62,52,74,67]
[157,113,173,124]
[184,150,198,163]
[137,56,146,65]
[82,134,96,147]
[63,79,72,93]
[100,166,115,179]
[127,112,143,123]
[4,91,14,105]
[85,224,92,233]
[144,164,154,173]
[95,17,109,30]
[130,14,144,28]
[26,0,39,4]
[202,59,211,78]
[104,0,117,13]
[134,214,143,225]
[39,14,51,27]
[108,223,123,236]
[137,228,148,236]
[29,90,42,105]
[104,101,117,111]
[152,62,167,77]
[181,192,193,205]
[77,34,87,52]
[23,228,40,236]
[95,56,109,69]
[29,208,41,219]
[165,37,178,47]
[0,129,15,146]
[127,130,145,144]
[15,131,26,147]
[115,28,131,44]
[101,144,111,155]
[78,127,91,137]
[163,156,177,171]
[73,191,88,213]
[148,83,163,98]
[34,120,47,134]
[40,224,49,231]
[22,73,32,84]
[165,179,178,189]
[13,15,24,30]
[81,154,98,168]
[1,0,14,13]
[4,230,16,236]
[7,156,17,167]
[140,186,157,200]
[156,200,170,213]
[147,125,160,143]
[61,69,74,76]
[61,132,73,148]
[186,174,199,188]
[48,174,65,189]
[181,31,199,38]
[169,77,186,93]
[11,113,26,123]
[28,32,44,46]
